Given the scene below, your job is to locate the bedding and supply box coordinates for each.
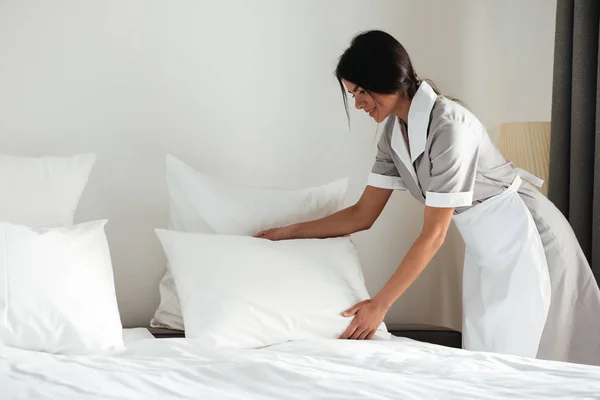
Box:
[0,220,123,354]
[0,153,96,227]
[0,329,151,357]
[2,330,600,399]
[151,154,349,330]
[155,229,390,348]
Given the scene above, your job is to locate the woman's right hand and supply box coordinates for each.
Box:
[253,226,296,241]
[252,186,393,241]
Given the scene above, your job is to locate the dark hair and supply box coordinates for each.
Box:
[335,30,453,120]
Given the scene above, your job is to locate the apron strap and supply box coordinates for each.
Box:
[515,168,544,188]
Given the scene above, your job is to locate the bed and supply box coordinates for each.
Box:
[2,154,600,399]
[2,328,600,400]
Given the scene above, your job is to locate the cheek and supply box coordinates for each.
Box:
[372,95,394,111]
[382,97,397,111]
[373,97,397,121]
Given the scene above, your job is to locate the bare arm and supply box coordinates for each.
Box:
[254,185,393,240]
[340,205,455,340]
[372,205,455,308]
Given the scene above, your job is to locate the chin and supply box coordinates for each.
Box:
[373,111,389,124]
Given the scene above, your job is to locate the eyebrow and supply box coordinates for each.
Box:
[348,85,359,94]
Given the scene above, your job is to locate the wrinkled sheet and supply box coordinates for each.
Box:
[2,330,600,400]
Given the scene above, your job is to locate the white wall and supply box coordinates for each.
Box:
[0,0,556,329]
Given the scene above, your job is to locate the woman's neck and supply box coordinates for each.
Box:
[393,98,411,124]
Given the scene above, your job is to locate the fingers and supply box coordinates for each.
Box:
[253,230,271,239]
[356,329,370,340]
[349,329,362,340]
[339,321,359,340]
[342,326,373,340]
[342,300,366,317]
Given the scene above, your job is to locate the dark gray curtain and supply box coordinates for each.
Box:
[549,0,600,284]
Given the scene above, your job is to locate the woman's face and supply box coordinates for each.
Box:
[342,79,399,124]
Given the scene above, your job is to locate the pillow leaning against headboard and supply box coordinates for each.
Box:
[0,153,124,355]
[0,153,97,227]
[150,154,350,330]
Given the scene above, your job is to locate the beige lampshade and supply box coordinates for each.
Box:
[496,122,551,196]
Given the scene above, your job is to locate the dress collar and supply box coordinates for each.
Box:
[406,81,438,162]
[387,81,438,195]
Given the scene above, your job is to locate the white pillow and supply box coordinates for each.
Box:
[164,154,349,234]
[0,153,96,227]
[155,229,390,349]
[150,154,349,330]
[0,220,124,354]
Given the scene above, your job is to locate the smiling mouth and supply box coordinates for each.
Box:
[367,108,375,116]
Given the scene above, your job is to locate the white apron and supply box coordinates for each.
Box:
[452,174,552,358]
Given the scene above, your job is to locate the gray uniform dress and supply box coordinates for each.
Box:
[368,81,600,366]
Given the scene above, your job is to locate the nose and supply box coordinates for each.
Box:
[354,97,365,110]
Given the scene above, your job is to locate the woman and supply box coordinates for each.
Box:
[255,30,600,366]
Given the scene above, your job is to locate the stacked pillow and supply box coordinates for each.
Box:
[0,151,390,353]
[151,154,350,330]
[152,155,391,349]
[0,153,123,354]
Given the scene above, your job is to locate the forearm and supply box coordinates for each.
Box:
[289,205,370,239]
[373,232,444,309]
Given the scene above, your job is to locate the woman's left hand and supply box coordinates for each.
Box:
[339,299,389,340]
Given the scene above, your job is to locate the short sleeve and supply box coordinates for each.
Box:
[367,131,406,190]
[425,120,480,208]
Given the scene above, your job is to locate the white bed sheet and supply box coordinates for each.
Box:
[2,328,600,400]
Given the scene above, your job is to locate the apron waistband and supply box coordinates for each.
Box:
[453,169,539,221]
[454,174,523,221]
[515,168,544,188]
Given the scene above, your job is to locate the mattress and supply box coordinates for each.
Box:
[2,328,600,400]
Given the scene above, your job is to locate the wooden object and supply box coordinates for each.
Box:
[497,122,551,196]
[147,324,462,348]
[387,323,462,349]
[147,327,185,338]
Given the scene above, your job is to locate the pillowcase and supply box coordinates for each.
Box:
[0,220,124,354]
[155,229,390,349]
[164,154,349,234]
[0,153,96,227]
[150,154,349,330]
